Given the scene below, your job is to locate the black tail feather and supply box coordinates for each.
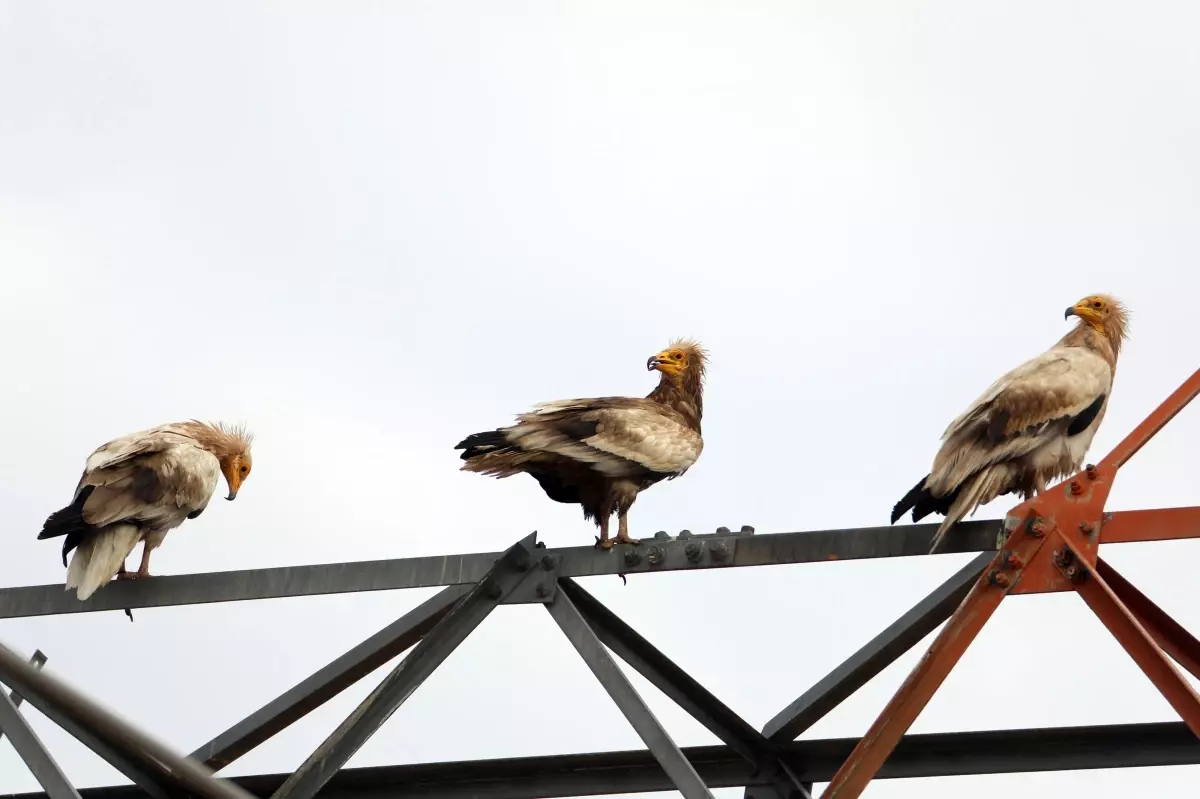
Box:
[890,475,959,525]
[38,486,97,567]
[455,430,514,461]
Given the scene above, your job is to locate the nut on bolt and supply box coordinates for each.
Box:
[716,526,730,535]
[535,582,550,598]
[1004,551,1025,569]
[1069,480,1083,496]
[1030,518,1050,538]
[1085,463,1097,480]
[541,555,556,571]
[740,525,755,534]
[685,541,702,562]
[1078,521,1094,536]
[988,570,1011,588]
[1053,549,1072,568]
[624,549,642,568]
[710,542,729,562]
[647,546,664,566]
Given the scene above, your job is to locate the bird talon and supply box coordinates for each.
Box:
[618,573,627,585]
[616,536,641,546]
[598,539,616,551]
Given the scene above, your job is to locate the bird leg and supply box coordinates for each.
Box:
[115,564,135,581]
[615,512,640,546]
[135,544,155,579]
[596,514,614,550]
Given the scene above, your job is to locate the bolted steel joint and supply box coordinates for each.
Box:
[535,582,550,598]
[678,529,693,539]
[1085,463,1097,480]
[1004,551,1025,569]
[1030,518,1051,538]
[1069,480,1083,496]
[987,570,1011,588]
[623,549,642,568]
[1052,549,1073,569]
[716,526,731,535]
[653,530,671,540]
[1078,521,1095,536]
[684,541,702,562]
[485,582,503,600]
[1064,564,1087,584]
[740,524,756,534]
[710,541,729,562]
[647,545,664,566]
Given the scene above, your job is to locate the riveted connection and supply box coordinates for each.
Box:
[988,570,1011,588]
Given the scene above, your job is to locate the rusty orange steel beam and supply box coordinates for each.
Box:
[1061,534,1200,737]
[1101,506,1200,544]
[1099,367,1200,471]
[1097,558,1200,681]
[819,517,1051,799]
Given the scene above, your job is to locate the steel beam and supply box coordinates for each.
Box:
[0,642,256,799]
[764,552,993,742]
[546,584,715,799]
[271,534,539,799]
[0,678,80,799]
[15,721,1200,799]
[1,649,47,746]
[191,584,470,771]
[0,521,1008,619]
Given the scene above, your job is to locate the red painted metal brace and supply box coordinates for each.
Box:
[822,367,1200,798]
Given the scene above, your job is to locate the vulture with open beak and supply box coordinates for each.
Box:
[456,339,706,550]
[38,420,254,600]
[891,294,1129,553]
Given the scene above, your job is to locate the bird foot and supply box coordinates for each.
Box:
[595,537,615,551]
[117,569,154,581]
[615,535,641,546]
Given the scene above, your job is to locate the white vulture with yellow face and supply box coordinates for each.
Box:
[37,420,254,600]
[891,294,1129,553]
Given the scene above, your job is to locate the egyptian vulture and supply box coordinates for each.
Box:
[891,294,1129,553]
[456,339,706,550]
[38,420,254,600]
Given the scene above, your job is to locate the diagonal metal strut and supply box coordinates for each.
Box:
[270,533,540,799]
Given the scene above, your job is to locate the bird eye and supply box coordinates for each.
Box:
[240,466,249,475]
[1092,301,1102,309]
[672,352,683,360]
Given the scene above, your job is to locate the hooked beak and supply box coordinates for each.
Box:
[647,355,665,371]
[1065,306,1078,320]
[226,489,238,501]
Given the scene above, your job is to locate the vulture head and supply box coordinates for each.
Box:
[1065,294,1130,350]
[184,420,255,501]
[646,338,708,379]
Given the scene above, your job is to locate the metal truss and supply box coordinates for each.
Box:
[2,369,1200,798]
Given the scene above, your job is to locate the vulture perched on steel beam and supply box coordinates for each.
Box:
[456,339,706,550]
[891,294,1129,553]
[38,421,254,600]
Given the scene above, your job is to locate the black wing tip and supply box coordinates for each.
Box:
[890,476,931,525]
[455,430,513,460]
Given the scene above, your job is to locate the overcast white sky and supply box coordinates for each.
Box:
[3,2,1200,797]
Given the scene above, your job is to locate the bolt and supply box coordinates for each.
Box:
[535,582,549,598]
[1103,512,1114,522]
[711,542,729,562]
[1065,565,1080,581]
[716,526,731,535]
[535,540,547,549]
[988,570,1011,588]
[1085,464,1097,480]
[654,530,671,540]
[485,583,502,600]
[1069,480,1082,496]
[624,549,642,568]
[685,542,702,562]
[740,525,756,534]
[679,529,693,539]
[542,555,556,571]
[1078,521,1094,536]
[1005,552,1025,569]
[647,546,664,566]
[1030,518,1049,538]
[1053,549,1072,568]
[515,557,530,572]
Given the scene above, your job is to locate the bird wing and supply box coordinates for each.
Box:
[507,397,703,478]
[927,345,1112,493]
[79,435,222,528]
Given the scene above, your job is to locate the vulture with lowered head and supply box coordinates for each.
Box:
[456,339,707,550]
[38,420,254,600]
[891,294,1129,553]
